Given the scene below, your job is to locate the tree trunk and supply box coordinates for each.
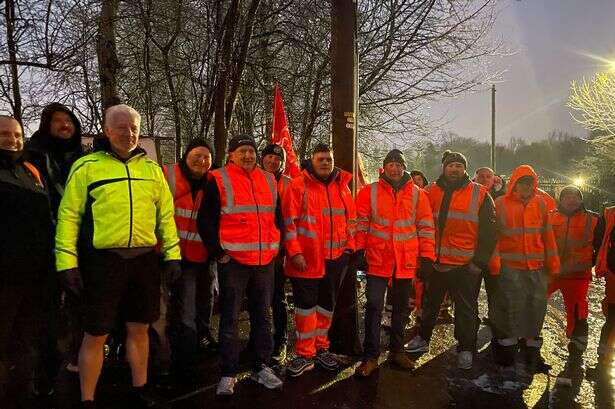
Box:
[97,0,121,112]
[5,0,22,123]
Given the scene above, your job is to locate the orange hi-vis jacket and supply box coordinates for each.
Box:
[278,173,291,199]
[355,176,436,279]
[549,208,599,279]
[283,168,356,279]
[426,180,488,266]
[596,207,615,278]
[489,165,560,275]
[211,162,280,266]
[163,163,208,263]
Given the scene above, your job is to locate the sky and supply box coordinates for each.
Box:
[427,0,615,145]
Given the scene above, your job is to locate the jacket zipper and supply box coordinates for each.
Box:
[249,173,262,265]
[125,163,134,247]
[326,185,333,259]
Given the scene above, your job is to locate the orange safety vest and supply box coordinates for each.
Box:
[164,164,208,263]
[356,177,435,279]
[489,165,560,275]
[278,174,291,199]
[426,181,487,266]
[549,209,598,279]
[212,162,280,266]
[283,168,356,279]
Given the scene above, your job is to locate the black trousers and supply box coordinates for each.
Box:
[0,282,43,384]
[363,276,412,359]
[218,259,274,376]
[420,266,482,352]
[272,256,288,348]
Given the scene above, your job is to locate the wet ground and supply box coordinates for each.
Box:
[4,277,614,409]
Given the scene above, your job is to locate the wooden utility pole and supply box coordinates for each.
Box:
[97,0,121,112]
[491,84,496,172]
[331,0,357,191]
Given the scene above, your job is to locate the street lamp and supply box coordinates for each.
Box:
[573,176,585,187]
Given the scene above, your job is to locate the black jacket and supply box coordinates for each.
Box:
[24,103,83,220]
[0,151,54,283]
[434,173,497,269]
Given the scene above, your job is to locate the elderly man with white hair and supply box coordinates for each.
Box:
[55,104,181,408]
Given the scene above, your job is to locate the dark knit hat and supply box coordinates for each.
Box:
[559,185,583,201]
[441,150,467,168]
[261,143,286,162]
[182,138,213,162]
[228,134,257,152]
[383,149,406,168]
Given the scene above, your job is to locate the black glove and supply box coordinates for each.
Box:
[59,268,84,298]
[162,260,182,289]
[417,257,434,281]
[350,249,367,271]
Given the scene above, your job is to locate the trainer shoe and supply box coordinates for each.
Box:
[251,365,283,389]
[457,351,473,370]
[216,376,236,396]
[315,350,339,371]
[405,335,429,353]
[287,357,315,377]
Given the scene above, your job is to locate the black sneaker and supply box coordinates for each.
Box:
[315,350,339,371]
[129,385,171,409]
[287,357,315,377]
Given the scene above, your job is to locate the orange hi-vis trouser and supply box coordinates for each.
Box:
[548,278,590,351]
[290,255,347,358]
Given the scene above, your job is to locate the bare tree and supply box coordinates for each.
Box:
[568,71,615,140]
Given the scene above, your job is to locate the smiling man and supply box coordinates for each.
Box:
[55,104,180,408]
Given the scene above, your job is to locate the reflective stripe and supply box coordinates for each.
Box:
[316,306,333,318]
[175,208,196,219]
[499,252,544,261]
[178,230,202,242]
[284,217,294,226]
[166,165,176,196]
[357,216,369,223]
[285,231,297,240]
[439,246,474,258]
[417,231,435,239]
[301,214,316,224]
[357,225,369,232]
[368,228,390,240]
[297,227,317,239]
[324,240,347,249]
[394,231,417,241]
[264,171,278,210]
[370,183,390,226]
[296,328,329,340]
[409,184,419,225]
[394,219,413,228]
[324,207,346,216]
[501,226,545,235]
[221,241,280,251]
[295,306,316,316]
[417,219,434,227]
[219,167,276,214]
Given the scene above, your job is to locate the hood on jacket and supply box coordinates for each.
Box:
[506,165,538,198]
[28,103,83,155]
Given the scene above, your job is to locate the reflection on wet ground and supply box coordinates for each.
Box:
[3,278,613,408]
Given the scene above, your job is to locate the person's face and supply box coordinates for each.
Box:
[412,175,425,188]
[475,170,495,190]
[443,162,465,183]
[0,118,23,152]
[560,192,582,213]
[311,151,334,179]
[186,146,212,178]
[262,153,282,173]
[229,145,256,171]
[384,162,404,182]
[104,112,140,158]
[49,111,75,140]
[514,181,534,200]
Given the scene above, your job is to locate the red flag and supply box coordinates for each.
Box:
[271,85,301,177]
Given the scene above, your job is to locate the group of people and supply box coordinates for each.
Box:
[2,102,615,409]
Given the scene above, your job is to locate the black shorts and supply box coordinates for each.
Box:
[81,249,161,336]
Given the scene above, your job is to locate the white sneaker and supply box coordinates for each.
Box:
[458,351,473,370]
[216,376,236,395]
[404,335,429,353]
[251,365,283,389]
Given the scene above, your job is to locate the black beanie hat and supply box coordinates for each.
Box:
[183,138,213,159]
[441,150,467,168]
[261,143,286,162]
[228,134,257,152]
[383,149,406,168]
